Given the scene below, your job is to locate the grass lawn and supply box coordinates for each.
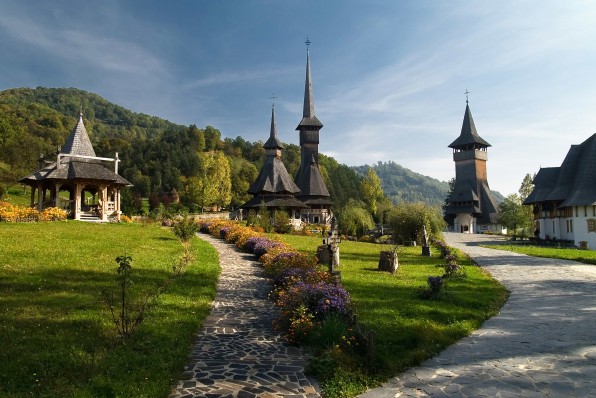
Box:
[2,184,32,207]
[480,243,596,265]
[274,234,508,394]
[0,221,220,398]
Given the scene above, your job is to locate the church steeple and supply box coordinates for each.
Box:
[297,38,323,129]
[449,98,490,150]
[264,102,283,153]
[294,38,330,202]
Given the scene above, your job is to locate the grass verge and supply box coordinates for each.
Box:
[0,221,219,398]
[480,243,596,265]
[275,234,509,397]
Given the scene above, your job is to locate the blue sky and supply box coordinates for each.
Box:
[1,0,596,196]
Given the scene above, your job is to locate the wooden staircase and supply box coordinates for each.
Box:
[79,211,102,222]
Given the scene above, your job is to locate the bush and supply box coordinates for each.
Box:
[274,210,292,234]
[172,215,199,243]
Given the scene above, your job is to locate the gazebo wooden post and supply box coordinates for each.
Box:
[30,186,36,208]
[55,183,61,208]
[74,184,82,220]
[100,185,108,222]
[115,187,121,221]
[37,184,43,212]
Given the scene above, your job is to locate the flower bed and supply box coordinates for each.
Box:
[0,202,67,222]
[196,219,355,345]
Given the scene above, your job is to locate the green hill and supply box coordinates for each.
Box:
[1,87,495,211]
[354,161,449,207]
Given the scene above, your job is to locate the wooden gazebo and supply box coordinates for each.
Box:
[18,113,132,221]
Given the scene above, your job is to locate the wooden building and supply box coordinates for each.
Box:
[524,133,596,249]
[242,41,332,227]
[18,113,131,222]
[293,42,332,225]
[241,104,307,227]
[444,100,500,233]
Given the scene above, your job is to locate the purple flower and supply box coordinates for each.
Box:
[220,226,231,239]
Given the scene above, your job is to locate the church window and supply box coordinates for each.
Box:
[588,219,596,233]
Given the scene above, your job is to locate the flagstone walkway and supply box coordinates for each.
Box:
[358,232,596,398]
[169,233,320,398]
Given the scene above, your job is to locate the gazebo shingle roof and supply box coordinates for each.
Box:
[18,113,131,187]
[61,113,97,157]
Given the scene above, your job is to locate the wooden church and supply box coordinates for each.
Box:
[241,41,332,226]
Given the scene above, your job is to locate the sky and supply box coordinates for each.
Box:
[1,0,596,196]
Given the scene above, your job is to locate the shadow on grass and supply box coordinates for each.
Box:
[0,264,218,398]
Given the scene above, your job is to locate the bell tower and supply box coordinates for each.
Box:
[445,93,499,233]
[293,38,332,224]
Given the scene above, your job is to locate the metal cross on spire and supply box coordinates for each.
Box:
[270,92,277,108]
[464,89,470,103]
[305,36,311,48]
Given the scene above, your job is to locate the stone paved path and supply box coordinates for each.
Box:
[169,233,320,398]
[359,232,596,398]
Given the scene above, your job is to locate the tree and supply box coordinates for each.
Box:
[204,126,222,151]
[442,178,456,212]
[360,167,384,218]
[196,151,232,210]
[388,202,445,245]
[519,173,534,201]
[498,193,534,239]
[519,173,536,238]
[337,199,375,238]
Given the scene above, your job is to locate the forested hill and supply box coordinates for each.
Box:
[353,161,449,207]
[0,87,467,211]
[0,87,364,209]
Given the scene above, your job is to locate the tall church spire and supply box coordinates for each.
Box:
[303,42,315,119]
[294,38,330,202]
[264,102,283,151]
[297,38,323,129]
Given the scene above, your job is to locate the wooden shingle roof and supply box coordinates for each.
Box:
[526,134,596,206]
[18,113,131,187]
[61,113,97,157]
[295,155,331,199]
[449,103,491,149]
[246,106,301,196]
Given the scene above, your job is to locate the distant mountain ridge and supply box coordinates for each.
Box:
[353,161,449,207]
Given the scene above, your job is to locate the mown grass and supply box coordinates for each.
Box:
[481,243,596,265]
[0,222,220,398]
[275,234,509,396]
[2,185,32,207]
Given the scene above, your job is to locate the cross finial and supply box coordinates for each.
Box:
[464,89,470,103]
[305,36,311,48]
[270,92,277,108]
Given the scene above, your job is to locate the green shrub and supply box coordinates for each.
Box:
[172,215,199,242]
[274,210,292,234]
